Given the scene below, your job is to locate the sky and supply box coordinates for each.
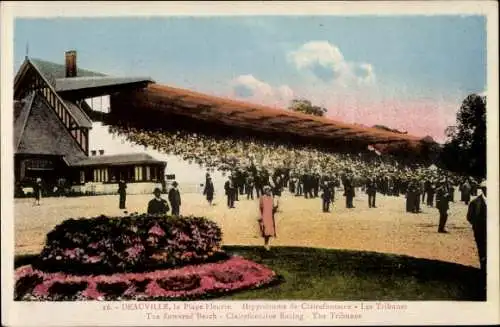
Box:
[14,16,486,144]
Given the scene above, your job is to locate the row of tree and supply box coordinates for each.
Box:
[287,94,487,179]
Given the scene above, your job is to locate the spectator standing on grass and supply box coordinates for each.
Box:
[33,177,42,206]
[246,176,255,200]
[203,176,215,206]
[426,179,436,207]
[467,180,487,273]
[147,187,170,215]
[405,181,415,212]
[460,179,472,205]
[168,181,182,216]
[448,181,455,202]
[118,179,127,210]
[272,175,282,210]
[321,181,333,212]
[421,179,427,204]
[366,176,377,208]
[344,174,355,209]
[258,186,278,251]
[413,179,422,213]
[224,175,236,208]
[436,179,450,233]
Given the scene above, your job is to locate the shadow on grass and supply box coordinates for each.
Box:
[220,246,486,301]
[15,246,485,301]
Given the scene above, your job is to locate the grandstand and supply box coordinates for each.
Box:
[106,83,432,158]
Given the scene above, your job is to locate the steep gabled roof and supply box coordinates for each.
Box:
[15,93,86,165]
[14,92,36,150]
[30,58,107,81]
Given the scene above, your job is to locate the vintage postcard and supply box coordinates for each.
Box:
[1,1,499,326]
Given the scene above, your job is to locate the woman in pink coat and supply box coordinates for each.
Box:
[259,186,277,251]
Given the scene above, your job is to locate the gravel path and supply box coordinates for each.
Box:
[14,189,479,268]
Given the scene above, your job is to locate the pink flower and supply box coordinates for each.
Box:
[63,248,78,258]
[125,244,144,258]
[14,257,277,301]
[88,242,99,249]
[86,256,102,264]
[148,224,165,237]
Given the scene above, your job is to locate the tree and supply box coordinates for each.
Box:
[440,93,486,178]
[289,99,327,117]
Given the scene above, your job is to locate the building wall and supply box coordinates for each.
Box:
[71,181,163,195]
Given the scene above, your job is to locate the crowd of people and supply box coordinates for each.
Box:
[109,124,486,273]
[108,125,480,210]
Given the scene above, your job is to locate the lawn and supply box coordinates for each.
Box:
[220,246,485,301]
[14,245,486,301]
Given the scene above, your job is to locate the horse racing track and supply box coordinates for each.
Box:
[13,190,485,301]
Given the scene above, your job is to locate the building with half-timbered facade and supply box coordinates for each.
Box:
[14,51,166,196]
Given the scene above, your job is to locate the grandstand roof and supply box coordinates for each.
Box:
[123,83,424,146]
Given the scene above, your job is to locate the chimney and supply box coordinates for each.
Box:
[99,149,105,156]
[65,50,77,78]
[91,150,97,156]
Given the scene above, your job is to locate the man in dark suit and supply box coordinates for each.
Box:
[168,181,181,216]
[246,176,255,200]
[321,181,333,212]
[147,187,169,215]
[344,174,355,209]
[467,181,487,273]
[118,180,127,210]
[366,177,377,208]
[203,176,215,206]
[406,181,416,213]
[460,179,472,204]
[313,173,320,198]
[224,175,236,208]
[414,178,422,213]
[424,179,433,207]
[436,179,450,233]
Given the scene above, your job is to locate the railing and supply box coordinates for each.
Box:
[20,61,89,155]
[37,86,89,155]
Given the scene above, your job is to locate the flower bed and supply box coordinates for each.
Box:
[15,256,279,301]
[35,214,224,275]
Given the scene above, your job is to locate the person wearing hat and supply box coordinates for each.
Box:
[224,175,236,208]
[258,185,277,251]
[321,180,333,212]
[33,177,43,206]
[203,176,215,206]
[426,178,436,207]
[467,180,487,274]
[460,178,472,205]
[436,179,450,233]
[118,179,127,210]
[246,175,255,200]
[366,176,377,208]
[147,187,170,215]
[168,181,182,216]
[343,173,355,209]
